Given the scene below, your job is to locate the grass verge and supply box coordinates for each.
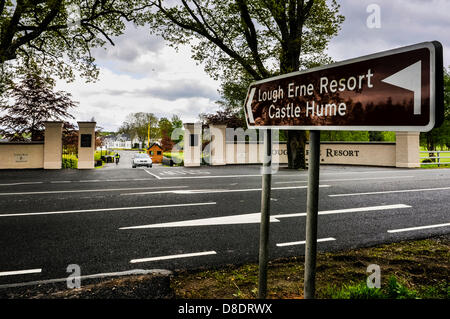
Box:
[172,235,449,299]
[1,235,448,299]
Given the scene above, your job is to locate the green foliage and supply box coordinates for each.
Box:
[118,112,159,144]
[0,1,146,93]
[326,282,385,299]
[162,151,184,166]
[385,276,419,299]
[420,281,450,299]
[325,276,420,299]
[320,130,395,142]
[321,131,369,142]
[420,67,450,150]
[62,154,78,169]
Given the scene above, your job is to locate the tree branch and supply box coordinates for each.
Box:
[236,0,270,78]
[154,0,262,80]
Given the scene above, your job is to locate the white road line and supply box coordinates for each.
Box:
[387,222,450,233]
[0,202,216,218]
[274,204,411,219]
[329,186,450,197]
[143,169,162,180]
[0,182,43,186]
[0,185,187,196]
[156,174,264,180]
[122,185,331,196]
[275,175,414,184]
[120,204,410,230]
[277,237,336,247]
[0,268,42,277]
[0,269,171,289]
[130,251,217,264]
[50,181,71,184]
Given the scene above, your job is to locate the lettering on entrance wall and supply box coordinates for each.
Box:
[306,148,360,158]
[14,153,28,162]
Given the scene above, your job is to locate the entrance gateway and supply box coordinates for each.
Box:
[242,41,444,299]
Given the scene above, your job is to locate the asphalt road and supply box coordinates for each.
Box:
[0,164,449,287]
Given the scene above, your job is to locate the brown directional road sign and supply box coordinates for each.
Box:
[244,41,443,132]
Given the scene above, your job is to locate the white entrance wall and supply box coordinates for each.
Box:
[0,143,44,169]
[77,121,96,169]
[196,125,420,168]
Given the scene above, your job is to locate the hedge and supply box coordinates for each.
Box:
[62,154,78,169]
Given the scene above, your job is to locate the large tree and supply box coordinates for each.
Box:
[139,0,344,169]
[0,0,145,95]
[0,71,78,141]
[118,112,159,145]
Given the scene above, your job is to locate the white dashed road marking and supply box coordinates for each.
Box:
[329,186,450,197]
[387,222,450,233]
[130,251,217,263]
[0,268,42,277]
[277,237,336,247]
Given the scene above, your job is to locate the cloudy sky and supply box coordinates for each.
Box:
[55,0,450,132]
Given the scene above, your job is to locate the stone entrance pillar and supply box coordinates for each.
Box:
[395,132,420,168]
[77,121,96,169]
[209,124,227,166]
[183,123,202,167]
[44,121,63,169]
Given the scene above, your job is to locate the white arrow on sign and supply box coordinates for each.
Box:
[381,60,422,115]
[246,87,256,124]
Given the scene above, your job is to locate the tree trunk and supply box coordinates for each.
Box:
[287,130,307,169]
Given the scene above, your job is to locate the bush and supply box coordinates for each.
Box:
[62,154,78,169]
[163,152,184,166]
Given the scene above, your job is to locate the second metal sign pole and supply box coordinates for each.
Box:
[258,129,272,299]
[304,130,321,299]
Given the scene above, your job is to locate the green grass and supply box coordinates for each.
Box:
[419,146,450,167]
[324,276,420,299]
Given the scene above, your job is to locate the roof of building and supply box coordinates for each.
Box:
[148,143,163,150]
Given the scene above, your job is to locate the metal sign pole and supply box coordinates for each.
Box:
[258,129,272,299]
[304,130,321,299]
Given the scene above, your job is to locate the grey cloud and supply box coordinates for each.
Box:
[135,81,219,101]
[92,22,165,62]
[329,0,450,66]
[98,80,219,101]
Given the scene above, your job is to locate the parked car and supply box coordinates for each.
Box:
[132,153,153,168]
